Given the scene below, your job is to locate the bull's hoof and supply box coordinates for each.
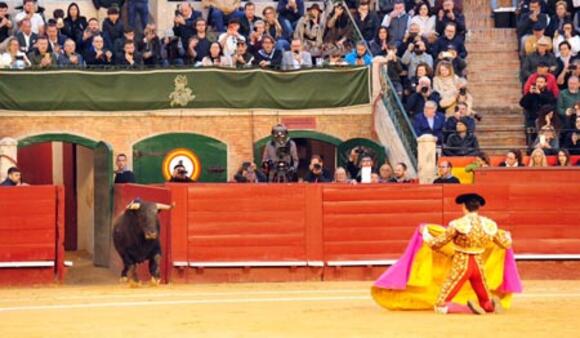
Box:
[150,277,161,287]
[128,279,141,288]
[119,277,128,283]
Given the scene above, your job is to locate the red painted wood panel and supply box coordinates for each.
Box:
[17,142,53,185]
[186,184,308,262]
[0,186,57,262]
[165,184,189,265]
[475,168,580,185]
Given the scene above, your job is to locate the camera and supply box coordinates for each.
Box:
[569,64,577,71]
[420,86,429,94]
[313,163,322,170]
[459,87,467,95]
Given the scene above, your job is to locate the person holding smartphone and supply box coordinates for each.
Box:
[281,37,311,70]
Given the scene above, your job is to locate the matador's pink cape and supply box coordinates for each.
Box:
[371,224,523,310]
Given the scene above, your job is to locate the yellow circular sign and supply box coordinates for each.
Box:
[161,148,201,181]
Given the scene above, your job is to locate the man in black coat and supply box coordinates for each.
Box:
[114,154,136,184]
[520,75,557,127]
[1,167,22,186]
[253,35,282,69]
[443,120,480,156]
[433,160,460,184]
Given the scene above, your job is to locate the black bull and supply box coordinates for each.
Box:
[113,200,172,284]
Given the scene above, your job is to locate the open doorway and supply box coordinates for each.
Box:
[17,134,113,269]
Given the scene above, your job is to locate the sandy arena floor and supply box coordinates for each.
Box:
[0,280,578,338]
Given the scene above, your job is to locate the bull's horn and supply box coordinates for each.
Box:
[127,202,141,210]
[156,203,173,210]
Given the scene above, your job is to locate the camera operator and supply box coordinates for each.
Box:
[261,124,299,182]
[169,163,194,183]
[405,76,441,118]
[401,39,433,82]
[303,155,331,183]
[233,161,266,183]
[520,75,558,128]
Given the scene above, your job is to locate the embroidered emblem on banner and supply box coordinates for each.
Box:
[169,75,195,107]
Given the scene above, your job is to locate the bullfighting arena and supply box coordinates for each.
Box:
[0,262,578,338]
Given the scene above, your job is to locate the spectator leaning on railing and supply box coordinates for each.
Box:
[345,41,372,66]
[413,99,445,144]
[433,160,460,184]
[499,149,524,168]
[282,37,312,70]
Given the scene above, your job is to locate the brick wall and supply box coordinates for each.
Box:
[0,107,373,179]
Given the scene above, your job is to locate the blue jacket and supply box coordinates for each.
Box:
[432,36,467,59]
[277,0,304,24]
[345,50,373,66]
[413,112,446,143]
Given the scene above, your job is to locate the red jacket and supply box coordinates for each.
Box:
[523,73,560,97]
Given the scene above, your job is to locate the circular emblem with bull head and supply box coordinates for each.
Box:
[161,148,201,181]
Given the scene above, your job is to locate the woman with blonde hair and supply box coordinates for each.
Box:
[529,148,549,167]
[433,61,469,116]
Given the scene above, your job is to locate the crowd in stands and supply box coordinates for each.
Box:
[517,0,580,156]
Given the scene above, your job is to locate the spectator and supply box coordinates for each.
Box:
[464,152,491,173]
[389,162,411,183]
[499,149,524,167]
[433,61,462,114]
[232,40,254,68]
[333,167,352,184]
[173,2,202,48]
[404,62,432,97]
[140,24,162,66]
[369,26,389,56]
[383,43,405,96]
[517,0,548,39]
[558,58,580,90]
[0,37,30,68]
[304,155,331,183]
[57,39,85,67]
[206,0,243,34]
[524,61,561,97]
[262,6,290,50]
[63,2,87,45]
[562,100,580,130]
[323,2,352,54]
[401,39,433,80]
[0,167,22,186]
[28,36,56,68]
[218,18,246,58]
[522,37,559,82]
[162,31,185,66]
[371,173,381,183]
[413,100,445,143]
[563,116,580,154]
[0,2,13,46]
[14,0,44,35]
[233,161,266,183]
[435,0,465,39]
[378,163,394,182]
[115,40,143,67]
[101,6,123,51]
[528,147,549,167]
[253,35,282,68]
[189,19,211,64]
[277,0,304,34]
[86,34,113,66]
[240,2,261,38]
[410,2,436,39]
[169,163,194,183]
[523,22,551,57]
[397,22,421,56]
[114,28,136,57]
[323,47,347,66]
[381,0,410,46]
[433,160,460,183]
[345,41,372,66]
[346,147,363,179]
[16,19,37,54]
[557,76,579,118]
[53,9,66,35]
[114,154,136,183]
[520,75,558,127]
[406,76,441,117]
[80,18,102,57]
[128,0,149,31]
[432,22,467,61]
[356,154,376,183]
[443,102,475,141]
[294,4,324,57]
[46,22,66,54]
[92,0,123,23]
[248,19,266,55]
[546,1,572,38]
[555,149,572,166]
[282,37,312,70]
[553,22,580,58]
[354,0,380,42]
[535,105,562,134]
[200,41,232,67]
[443,120,480,156]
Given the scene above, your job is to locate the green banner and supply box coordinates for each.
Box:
[0,67,370,111]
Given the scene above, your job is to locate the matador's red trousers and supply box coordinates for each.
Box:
[442,254,494,313]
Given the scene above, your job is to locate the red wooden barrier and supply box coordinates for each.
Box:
[475,168,580,184]
[112,184,172,283]
[441,155,580,167]
[0,185,65,285]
